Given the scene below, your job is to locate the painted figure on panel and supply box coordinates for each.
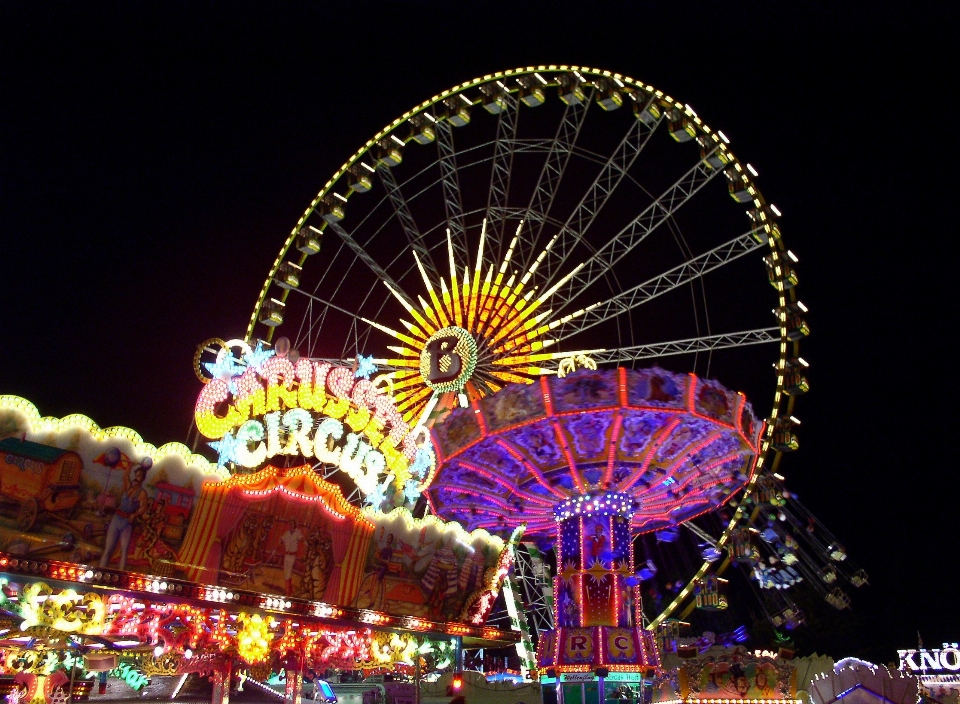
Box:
[299,526,335,600]
[279,519,305,595]
[99,463,149,571]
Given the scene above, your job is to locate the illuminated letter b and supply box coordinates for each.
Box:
[426,335,462,384]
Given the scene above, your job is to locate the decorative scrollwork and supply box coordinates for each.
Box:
[556,353,598,378]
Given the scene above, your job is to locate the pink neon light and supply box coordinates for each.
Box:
[577,571,585,628]
[579,514,586,595]
[494,438,568,500]
[657,430,724,484]
[617,416,681,494]
[433,487,518,515]
[453,460,555,506]
[552,419,585,494]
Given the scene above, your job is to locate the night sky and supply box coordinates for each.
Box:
[2,1,956,663]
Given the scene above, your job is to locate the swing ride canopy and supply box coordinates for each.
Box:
[426,367,763,537]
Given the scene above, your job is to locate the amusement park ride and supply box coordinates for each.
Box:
[0,66,865,704]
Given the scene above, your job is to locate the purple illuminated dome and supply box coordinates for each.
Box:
[426,367,762,536]
[426,367,762,675]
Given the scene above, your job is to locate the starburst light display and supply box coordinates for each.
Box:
[364,219,599,424]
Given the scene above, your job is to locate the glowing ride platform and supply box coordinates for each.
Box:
[426,367,763,674]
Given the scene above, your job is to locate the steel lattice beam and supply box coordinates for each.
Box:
[587,327,780,365]
[514,544,554,637]
[436,120,470,266]
[532,114,663,282]
[555,231,764,340]
[377,164,440,284]
[518,95,591,267]
[326,220,415,307]
[484,93,520,266]
[549,148,725,311]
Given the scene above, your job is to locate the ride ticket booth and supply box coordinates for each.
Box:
[560,672,600,704]
[558,671,647,704]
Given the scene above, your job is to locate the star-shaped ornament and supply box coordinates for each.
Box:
[204,354,243,382]
[209,431,241,468]
[244,340,275,370]
[402,479,422,506]
[354,354,377,380]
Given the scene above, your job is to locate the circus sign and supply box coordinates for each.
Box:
[194,340,435,503]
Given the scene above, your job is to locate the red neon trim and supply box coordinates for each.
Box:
[541,375,553,416]
[552,419,585,494]
[734,391,747,443]
[603,412,624,487]
[472,398,488,436]
[618,367,628,407]
[494,437,568,500]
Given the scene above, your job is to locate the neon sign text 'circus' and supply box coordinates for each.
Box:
[195,351,432,494]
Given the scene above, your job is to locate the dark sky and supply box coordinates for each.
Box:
[2,1,956,663]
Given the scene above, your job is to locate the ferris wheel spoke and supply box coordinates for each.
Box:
[287,286,382,328]
[300,355,403,373]
[553,231,765,340]
[550,148,725,311]
[535,114,663,282]
[436,120,470,266]
[293,243,360,356]
[518,96,592,267]
[325,220,415,307]
[484,92,521,264]
[582,328,780,365]
[377,164,440,284]
[297,299,325,357]
[683,521,720,547]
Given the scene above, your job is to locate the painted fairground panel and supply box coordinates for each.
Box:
[179,466,510,618]
[0,397,511,623]
[477,379,547,432]
[351,510,507,622]
[0,396,225,574]
[678,651,797,701]
[177,465,374,600]
[548,369,619,413]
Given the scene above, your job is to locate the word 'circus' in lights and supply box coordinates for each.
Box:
[194,342,435,502]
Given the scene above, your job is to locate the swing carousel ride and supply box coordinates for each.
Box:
[0,66,865,702]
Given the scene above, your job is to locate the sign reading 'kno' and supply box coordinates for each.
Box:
[898,645,960,673]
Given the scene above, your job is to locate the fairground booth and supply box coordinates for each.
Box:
[0,370,516,704]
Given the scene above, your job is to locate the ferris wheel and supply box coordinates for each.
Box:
[243,66,812,633]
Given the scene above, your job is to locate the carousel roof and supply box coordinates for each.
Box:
[426,367,762,537]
